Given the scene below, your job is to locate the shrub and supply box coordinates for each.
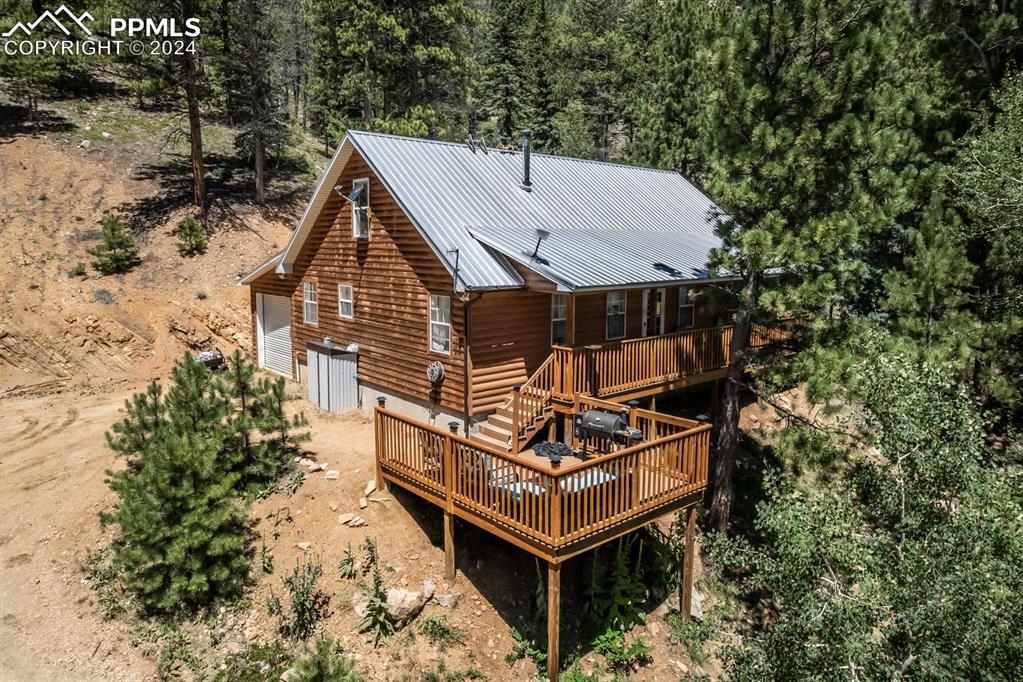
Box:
[196,289,208,300]
[288,637,363,682]
[177,217,207,256]
[89,215,139,274]
[69,262,86,278]
[417,615,465,652]
[260,542,273,575]
[214,641,292,682]
[100,352,309,614]
[592,628,653,674]
[270,558,330,640]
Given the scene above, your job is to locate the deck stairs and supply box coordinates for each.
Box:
[470,354,558,453]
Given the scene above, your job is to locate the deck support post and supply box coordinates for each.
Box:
[547,415,556,442]
[547,561,561,682]
[444,421,458,586]
[681,506,697,620]
[374,397,388,493]
[443,510,456,586]
[650,394,657,411]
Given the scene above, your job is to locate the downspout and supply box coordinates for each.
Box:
[463,293,475,437]
[447,246,474,437]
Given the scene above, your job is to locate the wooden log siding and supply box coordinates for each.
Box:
[249,152,467,412]
[376,406,710,558]
[469,289,552,415]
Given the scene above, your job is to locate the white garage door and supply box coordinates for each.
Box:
[258,294,293,376]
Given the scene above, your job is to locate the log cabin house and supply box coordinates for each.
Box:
[241,130,781,680]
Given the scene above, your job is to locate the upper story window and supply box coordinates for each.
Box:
[351,178,370,239]
[429,294,451,354]
[606,291,626,340]
[338,284,354,319]
[679,287,694,330]
[303,282,318,325]
[551,293,568,345]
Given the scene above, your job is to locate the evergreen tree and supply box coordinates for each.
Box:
[555,0,632,160]
[305,0,473,142]
[631,0,729,175]
[176,217,208,256]
[692,0,928,528]
[89,215,140,275]
[522,0,559,151]
[478,0,529,145]
[947,73,1023,418]
[101,353,308,613]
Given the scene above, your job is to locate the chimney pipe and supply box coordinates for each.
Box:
[520,129,532,192]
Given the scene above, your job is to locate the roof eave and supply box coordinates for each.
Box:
[238,251,285,285]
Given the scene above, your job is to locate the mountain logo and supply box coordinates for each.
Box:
[3,5,95,38]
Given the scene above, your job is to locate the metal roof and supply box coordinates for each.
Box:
[266,130,726,291]
[468,225,722,291]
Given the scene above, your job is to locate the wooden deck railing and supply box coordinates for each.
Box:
[550,323,788,400]
[376,406,710,556]
[552,326,733,399]
[510,354,556,451]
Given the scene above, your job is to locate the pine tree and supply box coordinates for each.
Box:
[522,0,559,151]
[176,217,207,256]
[691,0,929,528]
[555,0,633,160]
[100,353,308,613]
[89,215,140,275]
[946,72,1023,418]
[478,0,529,145]
[630,0,728,175]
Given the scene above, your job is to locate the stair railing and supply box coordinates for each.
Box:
[508,354,556,451]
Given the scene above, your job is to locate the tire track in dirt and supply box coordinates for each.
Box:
[5,408,80,463]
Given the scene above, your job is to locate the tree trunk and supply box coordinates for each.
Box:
[254,132,266,204]
[708,274,758,531]
[183,53,206,208]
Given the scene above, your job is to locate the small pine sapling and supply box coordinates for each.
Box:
[89,215,140,274]
[176,217,207,256]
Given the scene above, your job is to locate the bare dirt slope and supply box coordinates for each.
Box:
[0,131,291,397]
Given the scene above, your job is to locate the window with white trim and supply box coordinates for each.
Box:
[678,287,694,329]
[429,294,451,354]
[303,282,318,324]
[606,291,626,340]
[338,284,353,319]
[551,293,568,345]
[351,178,370,239]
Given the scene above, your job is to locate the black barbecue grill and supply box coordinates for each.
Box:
[574,409,643,451]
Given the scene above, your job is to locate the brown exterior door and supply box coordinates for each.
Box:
[642,288,665,336]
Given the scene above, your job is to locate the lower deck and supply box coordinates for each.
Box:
[374,401,709,563]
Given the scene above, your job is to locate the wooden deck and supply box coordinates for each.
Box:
[375,404,709,562]
[550,322,785,402]
[375,396,711,682]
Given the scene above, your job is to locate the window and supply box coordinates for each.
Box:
[678,287,694,329]
[551,294,568,345]
[303,282,318,324]
[606,291,626,340]
[351,178,370,239]
[338,284,353,319]
[429,294,451,354]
